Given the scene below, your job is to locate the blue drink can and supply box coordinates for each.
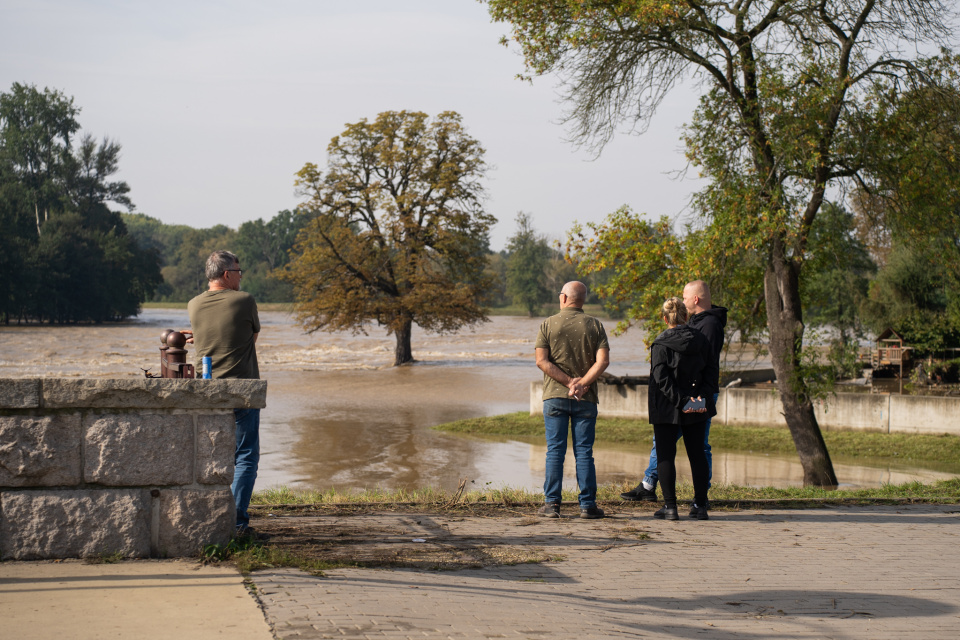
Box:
[202,356,212,379]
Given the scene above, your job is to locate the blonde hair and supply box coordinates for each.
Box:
[661,297,688,326]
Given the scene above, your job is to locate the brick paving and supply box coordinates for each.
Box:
[249,505,960,639]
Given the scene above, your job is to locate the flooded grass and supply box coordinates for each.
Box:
[433,412,960,465]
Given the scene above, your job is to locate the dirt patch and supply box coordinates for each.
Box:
[245,504,655,571]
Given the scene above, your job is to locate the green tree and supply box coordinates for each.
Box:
[505,212,552,315]
[487,0,960,485]
[285,111,496,366]
[234,210,305,302]
[0,83,159,322]
[0,82,79,234]
[802,202,876,360]
[483,250,511,307]
[857,82,960,351]
[861,240,960,352]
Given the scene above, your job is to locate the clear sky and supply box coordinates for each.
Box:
[1,0,703,250]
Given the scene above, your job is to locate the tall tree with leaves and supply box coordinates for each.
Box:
[0,83,79,234]
[0,83,159,322]
[285,111,495,366]
[857,81,960,350]
[505,212,552,315]
[487,0,960,485]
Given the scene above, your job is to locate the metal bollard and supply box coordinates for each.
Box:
[160,330,195,379]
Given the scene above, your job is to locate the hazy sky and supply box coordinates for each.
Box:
[1,0,703,250]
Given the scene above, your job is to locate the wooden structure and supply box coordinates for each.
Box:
[869,328,913,377]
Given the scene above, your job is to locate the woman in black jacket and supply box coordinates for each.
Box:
[648,297,716,521]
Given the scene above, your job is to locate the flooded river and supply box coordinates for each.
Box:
[1,309,956,491]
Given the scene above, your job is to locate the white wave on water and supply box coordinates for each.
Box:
[411,350,528,360]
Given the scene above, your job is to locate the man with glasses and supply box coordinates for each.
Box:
[183,250,261,536]
[535,281,610,519]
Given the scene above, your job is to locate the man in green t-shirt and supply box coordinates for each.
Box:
[535,281,610,519]
[183,250,261,536]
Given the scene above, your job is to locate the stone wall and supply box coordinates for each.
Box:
[0,378,267,560]
[530,382,960,435]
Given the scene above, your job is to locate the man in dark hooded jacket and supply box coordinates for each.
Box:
[622,281,728,513]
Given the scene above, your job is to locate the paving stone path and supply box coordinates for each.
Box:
[249,504,960,639]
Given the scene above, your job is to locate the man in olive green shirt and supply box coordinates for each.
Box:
[183,250,261,535]
[535,281,610,519]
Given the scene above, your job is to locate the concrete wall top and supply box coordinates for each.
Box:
[0,378,267,410]
[0,379,41,408]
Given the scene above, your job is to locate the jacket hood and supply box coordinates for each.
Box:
[691,305,727,329]
[653,325,703,355]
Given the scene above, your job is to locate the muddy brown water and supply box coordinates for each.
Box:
[1,309,955,491]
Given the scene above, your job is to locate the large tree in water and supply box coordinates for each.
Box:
[286,111,495,366]
[486,0,960,485]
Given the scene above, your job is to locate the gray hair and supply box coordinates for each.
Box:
[205,250,239,281]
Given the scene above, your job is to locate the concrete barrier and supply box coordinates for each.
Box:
[0,378,267,560]
[529,382,960,436]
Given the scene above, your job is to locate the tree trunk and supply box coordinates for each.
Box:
[393,315,414,366]
[764,241,838,487]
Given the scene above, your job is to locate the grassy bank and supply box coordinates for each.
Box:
[246,415,960,507]
[433,412,960,465]
[251,478,960,507]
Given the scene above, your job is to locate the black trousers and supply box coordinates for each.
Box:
[653,421,710,508]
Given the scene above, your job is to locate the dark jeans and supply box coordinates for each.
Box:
[653,421,709,509]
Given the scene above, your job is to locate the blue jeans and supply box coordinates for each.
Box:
[644,393,717,488]
[232,408,260,527]
[543,398,598,508]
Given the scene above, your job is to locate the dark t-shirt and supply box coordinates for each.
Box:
[187,289,260,380]
[536,308,610,404]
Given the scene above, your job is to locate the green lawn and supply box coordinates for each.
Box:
[433,412,960,465]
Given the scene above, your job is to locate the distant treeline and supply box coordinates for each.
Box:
[123,211,303,304]
[123,209,608,313]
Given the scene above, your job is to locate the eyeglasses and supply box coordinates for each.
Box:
[225,269,243,276]
[558,291,567,298]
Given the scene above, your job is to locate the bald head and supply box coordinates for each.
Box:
[683,280,711,315]
[560,281,587,308]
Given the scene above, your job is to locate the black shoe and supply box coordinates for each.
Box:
[537,503,560,518]
[620,483,658,501]
[580,506,605,519]
[693,505,709,520]
[235,524,270,541]
[653,506,679,521]
[688,500,711,517]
